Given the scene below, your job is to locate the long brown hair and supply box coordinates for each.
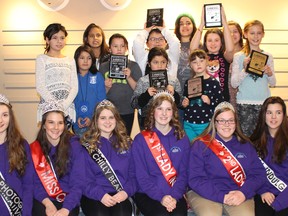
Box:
[144,94,185,140]
[242,20,264,56]
[83,23,109,63]
[195,103,249,144]
[1,103,28,176]
[250,96,288,163]
[81,100,131,151]
[36,111,72,177]
[174,14,197,41]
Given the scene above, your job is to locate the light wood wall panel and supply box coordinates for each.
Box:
[1,0,288,141]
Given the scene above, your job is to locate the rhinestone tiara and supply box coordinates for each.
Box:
[153,90,175,102]
[0,94,10,106]
[41,100,65,115]
[96,99,115,109]
[214,101,235,113]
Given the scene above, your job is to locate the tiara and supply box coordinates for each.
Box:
[153,90,175,102]
[214,101,235,113]
[96,99,115,109]
[41,100,65,115]
[0,94,10,106]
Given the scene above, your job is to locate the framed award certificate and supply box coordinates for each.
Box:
[204,3,222,28]
[246,50,268,77]
[149,69,168,91]
[187,76,203,99]
[109,55,128,79]
[146,8,164,27]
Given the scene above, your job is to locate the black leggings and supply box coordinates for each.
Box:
[81,195,132,216]
[133,193,187,216]
[32,199,79,216]
[255,194,288,216]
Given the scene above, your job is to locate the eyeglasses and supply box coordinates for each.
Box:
[215,119,236,125]
[149,37,165,42]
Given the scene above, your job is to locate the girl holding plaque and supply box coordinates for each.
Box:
[83,23,110,70]
[31,101,85,216]
[35,23,78,127]
[131,47,182,128]
[80,99,135,216]
[187,101,266,216]
[251,97,288,216]
[190,6,234,102]
[99,33,142,135]
[231,20,276,136]
[0,94,34,216]
[182,49,223,141]
[73,45,106,137]
[132,92,190,216]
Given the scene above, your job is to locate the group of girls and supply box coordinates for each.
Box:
[1,92,287,216]
[2,3,286,216]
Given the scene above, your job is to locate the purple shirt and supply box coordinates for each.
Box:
[257,135,288,211]
[33,136,85,211]
[188,134,266,203]
[83,136,136,200]
[0,140,34,216]
[132,127,190,202]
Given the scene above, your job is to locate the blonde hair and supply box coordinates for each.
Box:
[242,20,264,56]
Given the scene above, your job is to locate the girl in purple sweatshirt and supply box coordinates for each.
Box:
[187,101,266,216]
[132,91,190,215]
[0,94,33,216]
[251,96,288,216]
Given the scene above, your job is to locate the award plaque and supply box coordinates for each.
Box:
[146,8,164,28]
[109,55,128,79]
[149,69,168,91]
[187,76,203,99]
[246,50,268,77]
[204,3,222,28]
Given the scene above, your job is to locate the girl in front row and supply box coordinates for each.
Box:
[251,97,288,216]
[0,94,33,216]
[131,47,182,128]
[81,100,135,216]
[187,102,266,216]
[31,101,85,216]
[133,92,190,215]
[73,45,106,137]
[182,49,223,141]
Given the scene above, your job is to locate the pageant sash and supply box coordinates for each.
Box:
[200,135,246,187]
[30,141,67,202]
[0,173,22,216]
[82,142,123,192]
[142,130,177,187]
[259,158,287,192]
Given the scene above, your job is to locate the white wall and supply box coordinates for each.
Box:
[1,0,288,142]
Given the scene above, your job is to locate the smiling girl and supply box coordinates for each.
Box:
[187,101,266,216]
[251,97,288,216]
[31,101,84,216]
[36,23,78,126]
[133,92,190,215]
[80,99,135,216]
[231,20,276,136]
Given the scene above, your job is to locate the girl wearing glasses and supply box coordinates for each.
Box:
[132,22,180,77]
[186,101,266,216]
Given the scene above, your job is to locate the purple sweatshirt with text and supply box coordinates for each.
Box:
[132,127,190,202]
[188,134,266,203]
